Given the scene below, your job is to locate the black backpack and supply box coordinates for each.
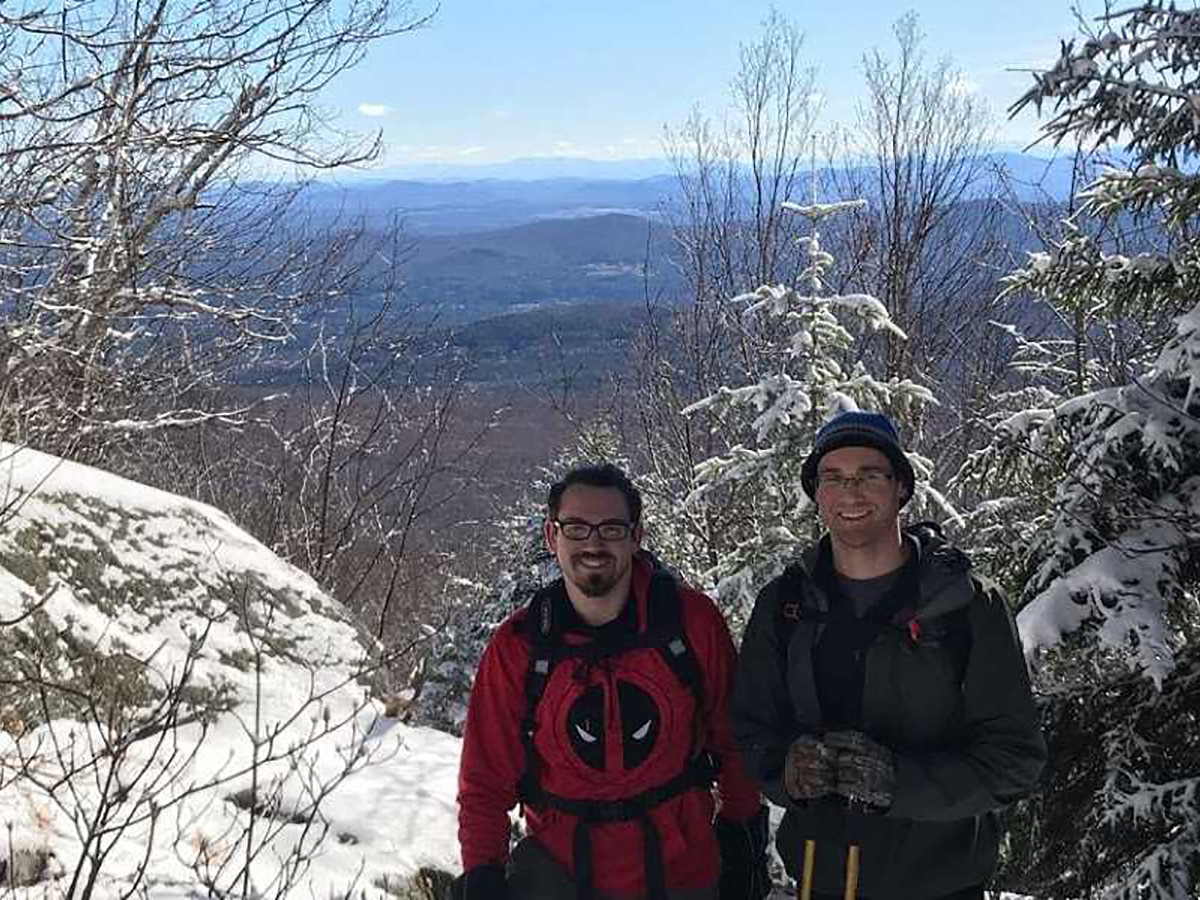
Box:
[515,570,718,900]
[772,522,974,725]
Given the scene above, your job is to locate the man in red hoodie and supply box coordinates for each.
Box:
[456,464,768,900]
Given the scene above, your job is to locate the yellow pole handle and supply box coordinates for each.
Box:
[799,839,816,900]
[843,844,860,900]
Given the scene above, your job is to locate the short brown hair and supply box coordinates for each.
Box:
[547,464,642,524]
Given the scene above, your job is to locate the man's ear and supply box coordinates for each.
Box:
[543,518,557,552]
[632,522,645,547]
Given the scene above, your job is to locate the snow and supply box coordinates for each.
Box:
[0,444,463,899]
[831,293,908,338]
[1018,539,1172,686]
[1154,300,1200,410]
[996,409,1054,438]
[780,199,867,220]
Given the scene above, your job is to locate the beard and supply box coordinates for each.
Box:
[567,552,621,597]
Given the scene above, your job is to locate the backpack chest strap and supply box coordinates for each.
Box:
[522,753,719,900]
[516,572,711,900]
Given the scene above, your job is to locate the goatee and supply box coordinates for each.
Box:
[575,570,617,597]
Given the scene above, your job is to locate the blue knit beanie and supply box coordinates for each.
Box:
[800,410,915,505]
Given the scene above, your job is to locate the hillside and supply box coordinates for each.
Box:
[401,213,678,317]
[443,301,663,387]
[0,446,461,897]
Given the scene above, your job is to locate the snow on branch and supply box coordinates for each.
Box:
[781,198,868,220]
[1011,3,1200,160]
[1018,501,1187,686]
[1154,302,1200,413]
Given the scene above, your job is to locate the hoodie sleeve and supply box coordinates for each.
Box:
[457,618,529,870]
[728,578,801,811]
[888,581,1047,821]
[683,587,762,822]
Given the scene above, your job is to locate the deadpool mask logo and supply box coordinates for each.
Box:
[566,681,661,771]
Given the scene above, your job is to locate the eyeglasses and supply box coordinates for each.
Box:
[553,519,634,541]
[815,470,895,492]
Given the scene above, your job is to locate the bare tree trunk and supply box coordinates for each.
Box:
[633,10,819,585]
[825,12,1010,464]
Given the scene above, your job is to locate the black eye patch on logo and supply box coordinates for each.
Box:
[567,684,605,771]
[617,681,659,770]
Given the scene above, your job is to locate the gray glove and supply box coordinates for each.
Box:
[825,730,896,810]
[784,734,836,801]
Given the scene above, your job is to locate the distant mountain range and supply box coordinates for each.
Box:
[248,150,1112,388]
[302,151,1085,235]
[302,174,679,234]
[353,156,677,182]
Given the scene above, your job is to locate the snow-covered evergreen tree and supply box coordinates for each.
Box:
[958,6,1200,897]
[682,199,947,629]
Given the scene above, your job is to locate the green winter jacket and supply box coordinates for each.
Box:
[730,526,1046,899]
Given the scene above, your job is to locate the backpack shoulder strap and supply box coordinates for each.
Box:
[646,571,716,765]
[518,581,564,801]
[524,582,561,708]
[646,571,705,713]
[774,561,812,656]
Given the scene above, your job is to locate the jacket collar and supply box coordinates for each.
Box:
[795,524,974,616]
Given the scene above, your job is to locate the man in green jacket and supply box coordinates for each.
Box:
[730,411,1046,900]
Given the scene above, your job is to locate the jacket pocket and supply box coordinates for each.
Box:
[868,636,963,748]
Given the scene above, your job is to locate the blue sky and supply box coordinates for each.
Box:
[325,0,1095,168]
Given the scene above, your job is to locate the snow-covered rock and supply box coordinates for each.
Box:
[0,444,461,899]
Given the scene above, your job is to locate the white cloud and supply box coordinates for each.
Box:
[489,105,512,120]
[552,140,575,155]
[358,103,393,117]
[458,146,486,157]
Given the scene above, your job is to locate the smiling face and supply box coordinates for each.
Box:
[545,484,643,604]
[815,445,906,554]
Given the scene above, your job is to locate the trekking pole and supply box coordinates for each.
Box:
[841,797,866,900]
[798,837,858,900]
[842,843,860,900]
[798,839,815,900]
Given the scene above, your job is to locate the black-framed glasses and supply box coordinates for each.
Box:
[815,470,895,492]
[553,519,634,541]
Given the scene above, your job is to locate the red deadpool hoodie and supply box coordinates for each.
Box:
[457,556,759,895]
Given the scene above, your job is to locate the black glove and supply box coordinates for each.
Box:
[715,806,771,900]
[825,729,896,810]
[449,864,508,900]
[784,734,836,801]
